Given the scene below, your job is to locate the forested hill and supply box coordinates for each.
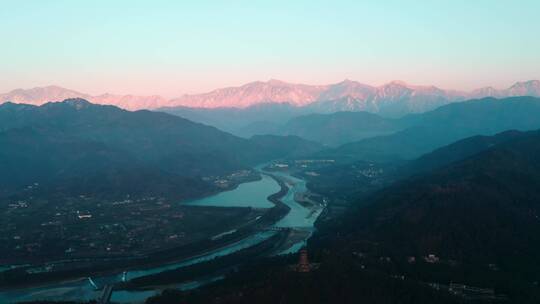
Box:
[313,130,540,302]
[318,96,540,162]
[0,99,321,201]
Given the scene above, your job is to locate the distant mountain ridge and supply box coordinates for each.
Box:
[2,80,539,116]
[0,85,167,111]
[318,96,540,162]
[168,80,540,112]
[271,111,404,146]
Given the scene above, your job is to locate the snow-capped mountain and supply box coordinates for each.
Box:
[168,79,464,111]
[0,86,167,111]
[470,80,540,99]
[166,79,540,116]
[505,80,540,97]
[92,93,168,110]
[1,86,92,105]
[169,79,328,108]
[1,80,539,116]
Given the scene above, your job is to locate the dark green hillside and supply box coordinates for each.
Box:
[0,127,213,201]
[400,129,534,176]
[0,99,321,202]
[0,99,253,176]
[320,97,540,162]
[312,131,540,302]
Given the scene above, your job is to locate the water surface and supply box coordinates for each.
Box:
[184,174,279,208]
[0,167,322,303]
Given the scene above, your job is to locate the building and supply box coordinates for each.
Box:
[296,248,311,273]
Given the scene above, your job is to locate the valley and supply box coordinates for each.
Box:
[3,97,540,303]
[4,2,540,303]
[0,163,326,303]
[2,93,540,304]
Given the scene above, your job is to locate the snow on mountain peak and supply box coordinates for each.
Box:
[1,80,539,113]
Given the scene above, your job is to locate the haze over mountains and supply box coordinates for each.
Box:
[272,111,404,146]
[226,96,540,149]
[2,79,539,115]
[318,97,540,162]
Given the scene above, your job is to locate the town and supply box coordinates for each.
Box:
[0,169,263,269]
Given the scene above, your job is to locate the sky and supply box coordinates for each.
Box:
[1,0,539,97]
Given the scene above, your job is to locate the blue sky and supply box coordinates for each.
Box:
[1,0,539,96]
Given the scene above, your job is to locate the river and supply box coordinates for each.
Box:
[0,166,324,303]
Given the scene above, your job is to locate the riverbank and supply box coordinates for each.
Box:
[117,229,291,291]
[184,174,276,209]
[0,165,324,304]
[110,174,292,292]
[0,174,290,292]
[0,169,262,267]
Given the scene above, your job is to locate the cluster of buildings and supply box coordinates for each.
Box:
[203,169,255,188]
[7,200,28,210]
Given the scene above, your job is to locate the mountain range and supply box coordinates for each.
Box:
[318,96,540,162]
[162,79,540,115]
[0,86,168,111]
[234,96,540,149]
[2,80,540,116]
[0,99,321,202]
